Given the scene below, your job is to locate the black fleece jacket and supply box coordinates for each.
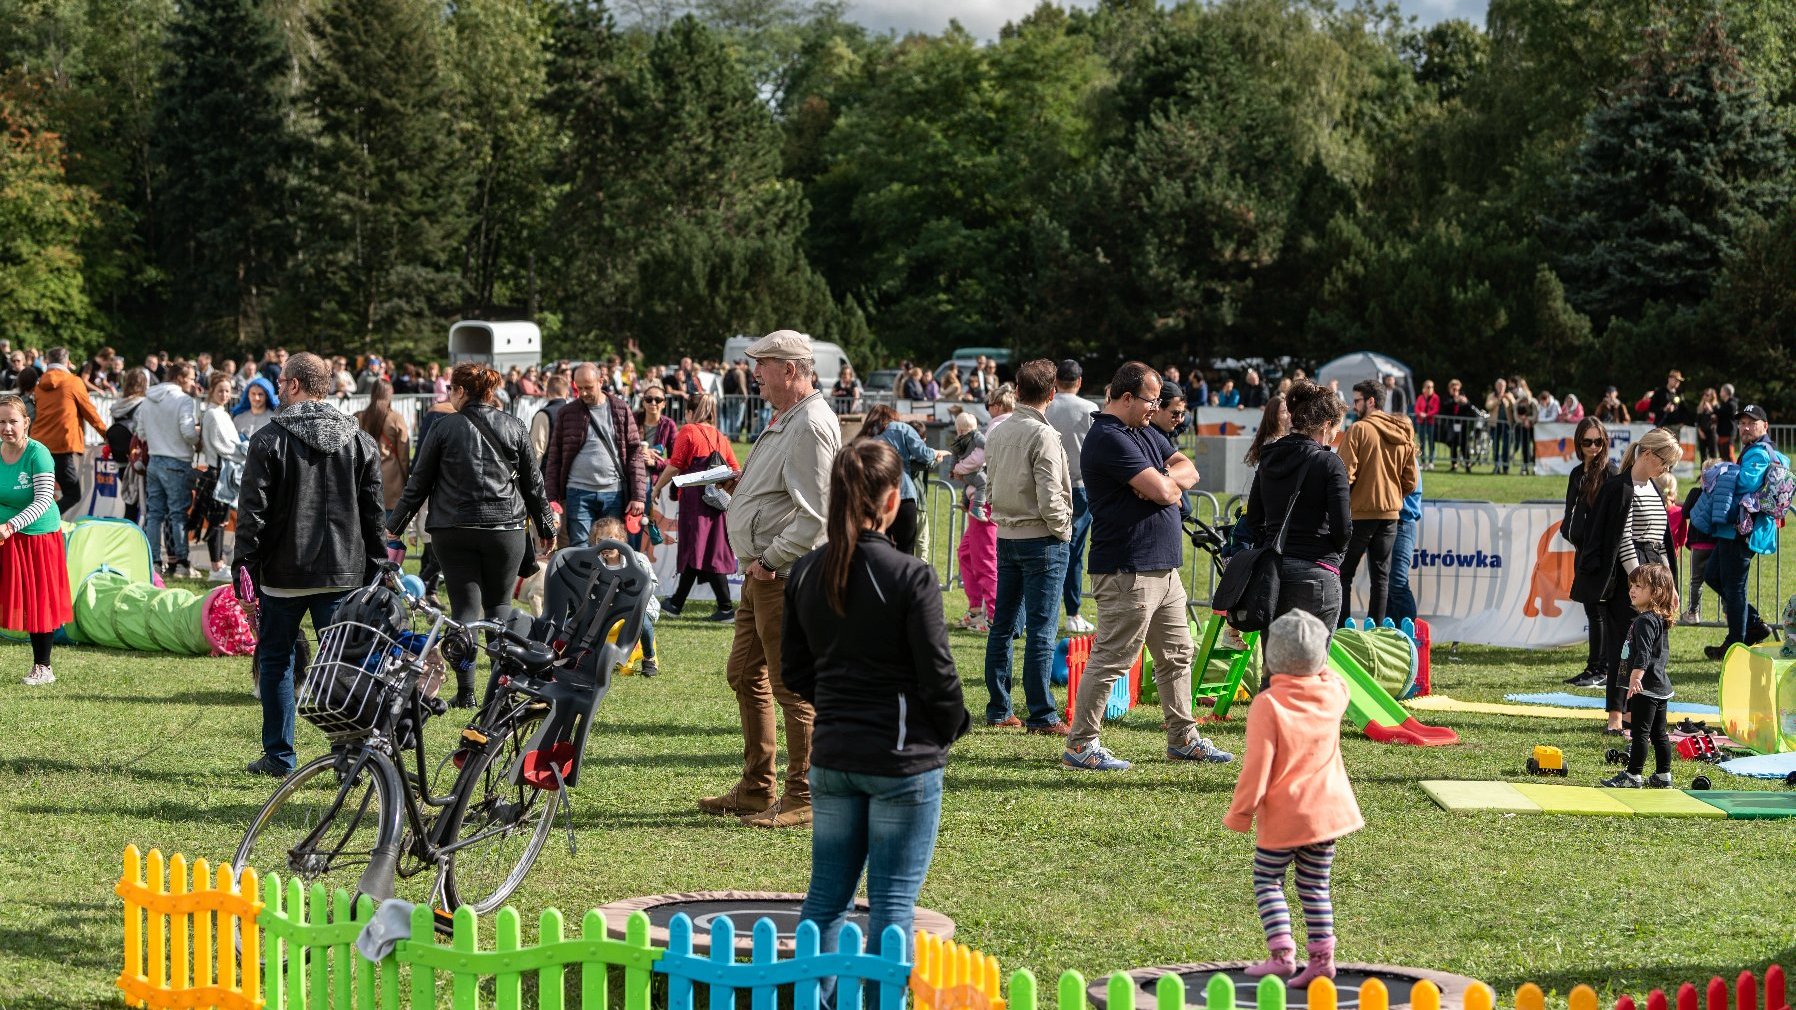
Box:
[783,529,970,776]
[1245,434,1353,567]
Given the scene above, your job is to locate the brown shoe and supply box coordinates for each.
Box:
[1026,721,1071,736]
[741,798,813,828]
[697,784,774,817]
[986,716,1023,728]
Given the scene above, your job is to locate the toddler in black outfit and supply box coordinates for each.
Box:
[1602,563,1679,789]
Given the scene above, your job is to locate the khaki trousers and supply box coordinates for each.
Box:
[724,575,814,803]
[1067,569,1196,752]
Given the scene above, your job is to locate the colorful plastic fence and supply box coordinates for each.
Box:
[1521,967,1790,1010]
[117,846,263,1010]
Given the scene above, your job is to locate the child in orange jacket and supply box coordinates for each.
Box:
[1224,609,1364,985]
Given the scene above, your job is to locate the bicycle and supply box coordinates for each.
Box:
[233,541,653,917]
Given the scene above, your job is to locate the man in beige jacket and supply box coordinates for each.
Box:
[981,359,1074,734]
[703,329,840,828]
[1338,379,1418,623]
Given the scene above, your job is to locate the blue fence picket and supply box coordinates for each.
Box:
[710,915,736,1010]
[751,918,779,1010]
[666,913,696,1010]
[793,921,822,1010]
[653,913,912,1010]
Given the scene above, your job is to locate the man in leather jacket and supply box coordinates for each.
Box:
[232,351,386,777]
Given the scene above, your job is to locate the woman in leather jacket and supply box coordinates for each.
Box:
[387,363,556,706]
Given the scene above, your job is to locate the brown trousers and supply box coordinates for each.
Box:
[724,575,814,803]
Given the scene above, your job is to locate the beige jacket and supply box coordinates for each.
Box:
[985,402,1072,541]
[725,389,841,573]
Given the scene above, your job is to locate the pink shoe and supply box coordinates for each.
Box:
[1290,938,1336,988]
[1243,939,1296,979]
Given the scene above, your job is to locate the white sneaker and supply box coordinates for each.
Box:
[170,562,196,580]
[22,665,54,686]
[208,566,233,583]
[1066,614,1096,634]
[1680,606,1700,624]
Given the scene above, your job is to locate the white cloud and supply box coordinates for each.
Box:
[842,0,1487,40]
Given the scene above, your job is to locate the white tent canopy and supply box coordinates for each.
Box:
[1316,351,1414,407]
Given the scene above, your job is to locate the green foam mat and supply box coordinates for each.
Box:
[1689,791,1796,819]
[1420,780,1540,813]
[1512,782,1636,815]
[1610,789,1727,818]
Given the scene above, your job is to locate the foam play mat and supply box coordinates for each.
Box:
[1084,962,1483,1010]
[1504,692,1721,717]
[1420,781,1772,818]
[1405,695,1608,720]
[1717,752,1796,780]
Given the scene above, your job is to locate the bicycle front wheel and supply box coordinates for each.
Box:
[438,711,561,914]
[234,751,398,900]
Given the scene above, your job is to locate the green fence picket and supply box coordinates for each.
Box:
[1207,972,1235,1010]
[1258,974,1287,1010]
[1058,969,1087,1010]
[1010,969,1039,1010]
[1155,972,1183,1010]
[496,907,523,1010]
[452,905,480,1010]
[540,908,566,1010]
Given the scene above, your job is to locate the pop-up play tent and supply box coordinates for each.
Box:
[1316,351,1414,409]
[0,518,255,656]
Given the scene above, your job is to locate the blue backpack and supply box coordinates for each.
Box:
[1692,462,1741,539]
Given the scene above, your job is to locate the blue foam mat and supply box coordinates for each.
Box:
[1504,692,1721,717]
[1718,752,1796,780]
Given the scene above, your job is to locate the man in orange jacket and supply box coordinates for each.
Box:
[35,346,107,516]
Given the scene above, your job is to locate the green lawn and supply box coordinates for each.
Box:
[3,467,1795,1008]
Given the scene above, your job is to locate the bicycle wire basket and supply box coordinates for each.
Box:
[296,620,424,743]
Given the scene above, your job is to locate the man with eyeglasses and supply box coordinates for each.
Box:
[1336,379,1418,624]
[543,363,647,549]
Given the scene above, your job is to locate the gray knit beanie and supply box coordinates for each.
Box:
[1264,610,1331,678]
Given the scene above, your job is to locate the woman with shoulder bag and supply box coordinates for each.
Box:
[1241,381,1352,637]
[1569,427,1682,735]
[357,379,410,516]
[387,363,556,707]
[634,383,678,557]
[651,392,739,621]
[1560,417,1618,688]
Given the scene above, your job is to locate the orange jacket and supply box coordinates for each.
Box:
[1224,670,1364,849]
[33,366,106,455]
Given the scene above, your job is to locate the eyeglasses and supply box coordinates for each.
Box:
[1579,438,1605,447]
[642,397,664,404]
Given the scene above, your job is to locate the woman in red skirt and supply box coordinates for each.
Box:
[0,393,75,685]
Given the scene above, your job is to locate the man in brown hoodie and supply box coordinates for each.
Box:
[1337,379,1418,623]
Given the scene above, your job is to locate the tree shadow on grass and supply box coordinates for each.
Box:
[603,720,743,739]
[0,755,223,785]
[12,796,267,827]
[56,689,250,707]
[0,898,116,973]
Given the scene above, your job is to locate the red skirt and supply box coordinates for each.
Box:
[0,530,72,634]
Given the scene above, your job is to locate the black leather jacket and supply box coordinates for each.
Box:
[388,405,555,536]
[231,401,386,594]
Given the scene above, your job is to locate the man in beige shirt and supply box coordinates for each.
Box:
[702,329,840,828]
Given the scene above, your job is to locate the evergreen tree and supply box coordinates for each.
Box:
[296,0,471,355]
[0,80,98,347]
[1549,12,1794,329]
[154,0,297,347]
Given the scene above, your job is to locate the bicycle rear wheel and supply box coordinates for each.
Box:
[438,711,560,914]
[234,751,398,900]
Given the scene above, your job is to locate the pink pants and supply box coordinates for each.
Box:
[959,511,998,616]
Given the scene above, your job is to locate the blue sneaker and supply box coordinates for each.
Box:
[1168,736,1234,763]
[1063,743,1131,772]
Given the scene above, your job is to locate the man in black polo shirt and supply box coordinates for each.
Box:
[1062,361,1232,772]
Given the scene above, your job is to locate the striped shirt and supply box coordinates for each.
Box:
[1618,480,1668,573]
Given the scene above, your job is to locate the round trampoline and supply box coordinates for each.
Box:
[595,891,956,956]
[1088,963,1482,1010]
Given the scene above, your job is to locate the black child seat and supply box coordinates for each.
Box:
[511,539,652,791]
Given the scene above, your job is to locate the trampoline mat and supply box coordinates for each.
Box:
[596,891,955,955]
[1090,963,1482,1010]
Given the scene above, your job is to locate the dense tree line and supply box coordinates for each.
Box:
[0,0,1792,409]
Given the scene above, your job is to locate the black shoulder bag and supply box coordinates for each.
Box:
[1210,490,1299,633]
[462,409,542,577]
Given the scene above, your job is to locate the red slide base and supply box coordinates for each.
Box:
[1362,717,1459,747]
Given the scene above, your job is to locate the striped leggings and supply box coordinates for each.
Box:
[1253,842,1336,944]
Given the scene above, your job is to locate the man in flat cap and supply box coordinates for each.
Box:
[702,329,841,828]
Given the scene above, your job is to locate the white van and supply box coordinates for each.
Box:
[722,334,852,387]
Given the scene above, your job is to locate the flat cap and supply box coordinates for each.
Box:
[745,329,813,361]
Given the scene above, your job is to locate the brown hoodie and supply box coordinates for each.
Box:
[1339,409,1417,520]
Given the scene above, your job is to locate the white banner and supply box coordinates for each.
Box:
[1530,422,1698,478]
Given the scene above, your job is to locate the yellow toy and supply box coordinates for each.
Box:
[607,619,646,676]
[1525,746,1567,776]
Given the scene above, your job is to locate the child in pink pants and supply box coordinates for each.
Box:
[951,412,996,630]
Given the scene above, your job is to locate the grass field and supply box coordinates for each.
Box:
[2,466,1794,1008]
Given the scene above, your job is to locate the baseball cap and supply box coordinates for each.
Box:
[1740,404,1769,423]
[744,329,812,361]
[1056,359,1082,383]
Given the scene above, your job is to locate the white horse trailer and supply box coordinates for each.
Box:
[449,320,542,371]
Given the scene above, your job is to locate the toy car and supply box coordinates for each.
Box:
[1526,745,1568,776]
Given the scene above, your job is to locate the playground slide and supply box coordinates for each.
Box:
[1329,640,1460,746]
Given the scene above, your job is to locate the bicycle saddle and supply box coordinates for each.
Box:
[495,635,558,676]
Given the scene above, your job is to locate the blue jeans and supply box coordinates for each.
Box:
[983,536,1069,726]
[1704,538,1760,648]
[145,456,193,565]
[800,765,943,994]
[1490,424,1511,472]
[722,399,747,439]
[1417,419,1436,465]
[255,589,349,773]
[1387,517,1418,625]
[1062,486,1091,616]
[564,486,625,549]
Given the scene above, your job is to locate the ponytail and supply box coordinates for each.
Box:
[822,440,903,615]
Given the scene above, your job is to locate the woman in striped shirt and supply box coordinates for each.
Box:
[1569,427,1684,733]
[0,393,76,685]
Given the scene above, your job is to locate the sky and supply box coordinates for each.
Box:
[845,0,1489,41]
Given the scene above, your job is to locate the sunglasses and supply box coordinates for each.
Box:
[1579,438,1605,447]
[642,397,664,404]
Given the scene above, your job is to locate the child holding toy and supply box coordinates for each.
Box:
[591,516,661,677]
[1601,563,1679,789]
[1224,609,1364,984]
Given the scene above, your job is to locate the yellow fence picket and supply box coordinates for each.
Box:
[114,846,263,1010]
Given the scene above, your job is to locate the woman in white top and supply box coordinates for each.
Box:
[197,374,242,580]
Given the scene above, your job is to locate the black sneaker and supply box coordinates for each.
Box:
[1747,621,1773,646]
[1704,644,1728,661]
[1601,771,1644,788]
[661,597,684,618]
[1563,670,1593,685]
[1569,672,1606,688]
[639,658,659,678]
[708,608,736,623]
[246,756,291,777]
[1647,773,1673,789]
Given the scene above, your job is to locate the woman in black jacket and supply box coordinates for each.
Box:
[1569,428,1682,732]
[388,363,556,706]
[1244,381,1353,631]
[786,439,969,972]
[1559,417,1618,687]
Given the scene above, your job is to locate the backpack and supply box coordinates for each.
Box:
[1736,450,1794,554]
[1692,461,1741,538]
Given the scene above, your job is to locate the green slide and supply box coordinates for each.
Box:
[1328,639,1459,746]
